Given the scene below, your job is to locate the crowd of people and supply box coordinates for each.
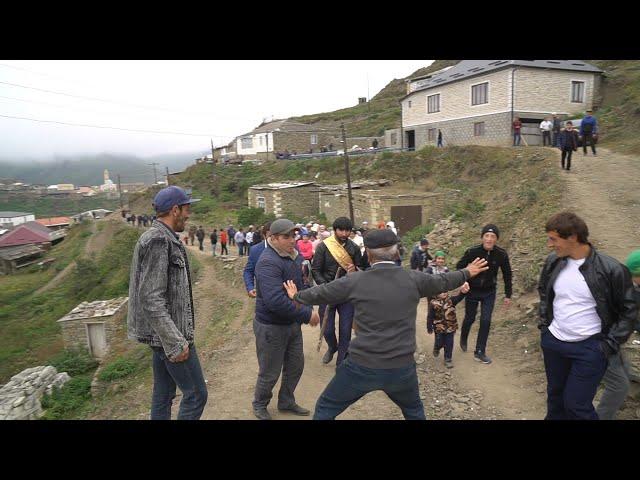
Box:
[122,211,156,227]
[126,185,639,421]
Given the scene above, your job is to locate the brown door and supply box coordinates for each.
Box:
[390,205,422,236]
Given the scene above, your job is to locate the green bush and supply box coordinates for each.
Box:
[401,223,434,246]
[237,207,276,228]
[98,358,137,382]
[49,348,99,376]
[40,376,92,419]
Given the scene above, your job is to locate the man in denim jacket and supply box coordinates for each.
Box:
[128,186,208,420]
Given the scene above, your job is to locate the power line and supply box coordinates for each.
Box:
[0,113,235,139]
[0,78,244,119]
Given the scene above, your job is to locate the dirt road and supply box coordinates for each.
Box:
[128,147,639,420]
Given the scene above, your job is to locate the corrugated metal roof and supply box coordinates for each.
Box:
[406,60,602,97]
[249,181,316,190]
[0,211,33,218]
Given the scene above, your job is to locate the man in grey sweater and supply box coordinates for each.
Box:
[284,229,489,420]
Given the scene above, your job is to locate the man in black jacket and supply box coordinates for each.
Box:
[538,212,637,420]
[410,239,431,271]
[312,217,369,366]
[456,224,512,364]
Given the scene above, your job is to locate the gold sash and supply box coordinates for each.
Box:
[324,235,353,271]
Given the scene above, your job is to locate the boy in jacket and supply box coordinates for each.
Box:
[559,122,579,171]
[427,282,470,368]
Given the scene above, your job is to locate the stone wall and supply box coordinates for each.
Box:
[320,190,452,232]
[0,366,70,420]
[248,186,319,220]
[408,112,514,149]
[273,131,335,154]
[385,128,401,148]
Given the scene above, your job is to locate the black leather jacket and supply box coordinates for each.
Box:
[537,245,638,353]
[311,237,369,285]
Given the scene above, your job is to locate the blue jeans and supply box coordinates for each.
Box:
[541,329,608,420]
[513,133,521,146]
[435,332,455,360]
[313,357,426,420]
[460,290,496,354]
[319,302,354,366]
[237,242,245,256]
[150,344,208,420]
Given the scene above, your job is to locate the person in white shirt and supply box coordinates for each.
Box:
[234,229,246,256]
[540,117,553,147]
[538,212,637,420]
[245,227,254,253]
[350,228,365,255]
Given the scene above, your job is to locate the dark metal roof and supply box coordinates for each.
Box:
[405,60,602,98]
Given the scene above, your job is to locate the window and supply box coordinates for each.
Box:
[257,196,265,209]
[241,137,253,149]
[310,134,318,145]
[259,136,263,146]
[427,94,440,113]
[474,122,485,136]
[471,82,489,105]
[428,128,437,142]
[390,132,397,145]
[408,100,412,108]
[571,81,585,103]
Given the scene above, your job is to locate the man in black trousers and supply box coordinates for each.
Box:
[456,224,512,364]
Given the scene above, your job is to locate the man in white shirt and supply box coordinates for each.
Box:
[538,212,637,420]
[540,117,553,147]
[245,227,254,253]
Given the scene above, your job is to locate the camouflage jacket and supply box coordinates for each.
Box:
[427,293,466,334]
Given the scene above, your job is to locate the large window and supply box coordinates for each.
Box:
[571,81,585,103]
[241,137,253,149]
[471,82,489,105]
[257,196,265,209]
[310,134,318,145]
[474,122,485,136]
[427,94,440,113]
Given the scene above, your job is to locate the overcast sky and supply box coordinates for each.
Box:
[0,60,434,160]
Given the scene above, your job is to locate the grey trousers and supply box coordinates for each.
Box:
[252,319,304,410]
[596,351,631,420]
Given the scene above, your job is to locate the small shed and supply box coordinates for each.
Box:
[248,182,319,219]
[0,244,45,274]
[57,297,129,359]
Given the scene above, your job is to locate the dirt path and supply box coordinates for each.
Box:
[561,147,640,261]
[35,220,112,295]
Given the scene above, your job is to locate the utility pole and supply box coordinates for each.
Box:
[210,138,216,165]
[117,174,123,210]
[165,166,170,186]
[147,162,159,185]
[341,123,355,224]
[265,133,269,161]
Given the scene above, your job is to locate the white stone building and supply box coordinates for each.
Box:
[0,211,36,229]
[399,60,603,149]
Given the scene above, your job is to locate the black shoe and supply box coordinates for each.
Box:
[322,348,337,364]
[253,408,272,420]
[278,404,311,416]
[474,352,492,364]
[460,339,467,352]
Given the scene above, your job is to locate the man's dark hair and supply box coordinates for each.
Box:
[545,211,589,243]
[333,216,353,231]
[263,221,272,234]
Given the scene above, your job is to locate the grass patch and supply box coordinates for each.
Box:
[40,375,93,420]
[49,348,99,376]
[98,357,138,382]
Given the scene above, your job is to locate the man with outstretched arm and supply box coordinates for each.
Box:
[284,229,489,420]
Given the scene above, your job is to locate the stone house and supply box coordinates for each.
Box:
[236,119,335,161]
[0,244,44,275]
[57,297,129,359]
[247,182,319,220]
[399,60,603,149]
[319,185,455,235]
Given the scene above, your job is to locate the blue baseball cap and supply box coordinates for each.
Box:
[152,186,200,213]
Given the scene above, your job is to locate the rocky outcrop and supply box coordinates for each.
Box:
[0,366,70,420]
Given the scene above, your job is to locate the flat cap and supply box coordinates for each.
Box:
[270,218,296,235]
[364,229,398,249]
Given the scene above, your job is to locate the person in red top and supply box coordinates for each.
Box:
[513,116,522,146]
[296,233,314,261]
[219,227,229,256]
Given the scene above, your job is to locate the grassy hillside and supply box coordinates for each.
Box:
[292,60,460,137]
[0,221,141,382]
[589,60,640,155]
